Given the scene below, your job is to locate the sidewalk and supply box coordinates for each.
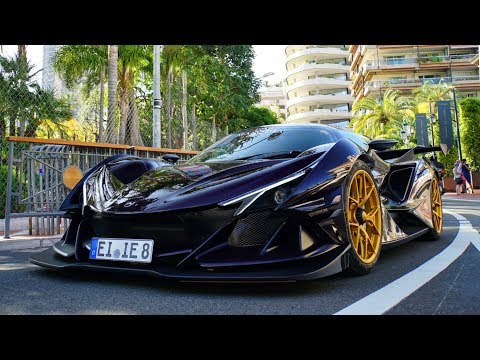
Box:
[0,234,61,251]
[443,191,480,201]
[0,217,64,251]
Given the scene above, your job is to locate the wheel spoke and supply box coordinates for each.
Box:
[430,178,443,234]
[367,219,381,236]
[360,226,376,256]
[355,177,361,204]
[352,177,359,202]
[363,174,370,200]
[347,169,381,264]
[356,233,363,257]
[360,174,366,203]
[350,224,360,249]
[349,196,359,206]
[359,187,374,207]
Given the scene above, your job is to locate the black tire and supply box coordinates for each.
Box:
[342,161,383,275]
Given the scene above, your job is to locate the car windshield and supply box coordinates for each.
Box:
[187,126,336,163]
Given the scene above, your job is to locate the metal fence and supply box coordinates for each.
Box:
[1,47,229,237]
[1,137,199,238]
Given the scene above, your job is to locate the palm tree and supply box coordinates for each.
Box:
[161,45,185,148]
[53,45,108,140]
[350,89,413,139]
[117,45,151,146]
[412,78,454,110]
[107,45,118,143]
[0,54,72,138]
[412,79,454,142]
[54,45,152,146]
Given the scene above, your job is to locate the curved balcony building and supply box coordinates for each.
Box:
[285,45,354,127]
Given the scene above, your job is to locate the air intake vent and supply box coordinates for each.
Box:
[388,167,414,201]
[228,211,287,247]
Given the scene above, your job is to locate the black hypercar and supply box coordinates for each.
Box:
[31,124,444,281]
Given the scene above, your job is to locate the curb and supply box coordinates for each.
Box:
[0,236,61,251]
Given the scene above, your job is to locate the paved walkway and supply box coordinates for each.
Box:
[443,191,480,201]
[0,217,63,251]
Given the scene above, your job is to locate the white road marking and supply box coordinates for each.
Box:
[335,210,480,315]
[443,197,480,203]
[470,234,480,252]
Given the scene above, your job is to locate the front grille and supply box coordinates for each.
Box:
[228,211,287,247]
[82,207,237,257]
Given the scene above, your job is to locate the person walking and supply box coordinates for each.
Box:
[453,160,463,195]
[461,159,474,194]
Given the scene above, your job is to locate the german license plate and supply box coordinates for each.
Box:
[89,238,153,263]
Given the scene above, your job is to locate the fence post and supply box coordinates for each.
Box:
[4,141,14,239]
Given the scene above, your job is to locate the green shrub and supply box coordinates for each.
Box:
[459,97,480,170]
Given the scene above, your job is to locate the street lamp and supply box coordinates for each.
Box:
[399,119,412,146]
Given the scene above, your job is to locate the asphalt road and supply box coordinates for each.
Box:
[0,198,479,315]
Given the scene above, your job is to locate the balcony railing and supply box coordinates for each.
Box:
[421,76,480,83]
[364,53,478,71]
[306,59,348,66]
[365,78,422,89]
[287,109,352,122]
[450,54,477,61]
[418,55,449,63]
[452,75,480,82]
[365,75,480,90]
[305,45,348,51]
[286,63,350,79]
[363,57,418,70]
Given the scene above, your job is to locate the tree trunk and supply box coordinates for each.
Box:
[118,77,128,145]
[182,69,188,150]
[128,82,144,146]
[166,67,172,148]
[17,45,28,136]
[212,114,216,143]
[17,45,27,62]
[9,117,15,136]
[192,103,197,150]
[106,45,118,144]
[98,65,105,142]
[24,119,39,137]
[0,113,5,139]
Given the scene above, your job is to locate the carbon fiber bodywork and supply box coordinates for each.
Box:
[30,124,442,281]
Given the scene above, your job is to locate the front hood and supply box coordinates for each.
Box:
[87,152,326,214]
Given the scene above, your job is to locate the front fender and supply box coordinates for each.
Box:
[280,138,366,209]
[60,154,135,211]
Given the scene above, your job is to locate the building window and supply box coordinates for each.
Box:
[384,55,406,65]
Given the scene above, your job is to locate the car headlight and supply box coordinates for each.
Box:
[218,170,307,216]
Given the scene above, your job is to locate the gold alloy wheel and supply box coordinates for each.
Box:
[430,177,443,234]
[347,170,382,264]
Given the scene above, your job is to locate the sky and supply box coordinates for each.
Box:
[1,45,44,82]
[1,45,287,86]
[252,45,287,87]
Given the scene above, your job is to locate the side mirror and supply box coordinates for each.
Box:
[162,153,180,164]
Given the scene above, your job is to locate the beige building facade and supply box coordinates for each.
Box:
[349,45,480,101]
[284,45,354,127]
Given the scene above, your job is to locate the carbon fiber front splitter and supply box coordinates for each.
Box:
[30,246,349,282]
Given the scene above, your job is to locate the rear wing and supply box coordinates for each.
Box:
[375,144,448,163]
